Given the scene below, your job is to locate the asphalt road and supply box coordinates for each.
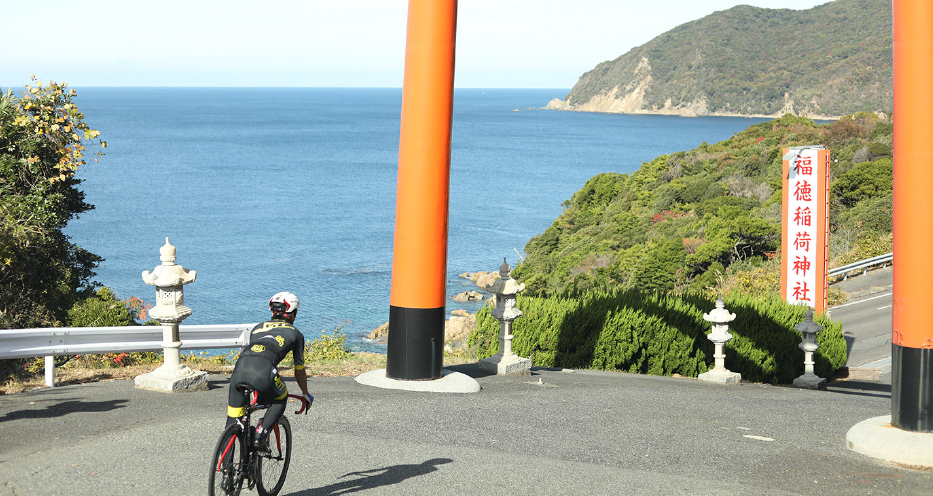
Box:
[2,363,931,496]
[828,266,894,382]
[2,266,929,496]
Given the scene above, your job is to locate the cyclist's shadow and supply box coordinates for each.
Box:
[288,458,453,495]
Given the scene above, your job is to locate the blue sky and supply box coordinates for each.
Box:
[2,0,834,88]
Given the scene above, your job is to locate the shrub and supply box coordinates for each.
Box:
[469,290,845,384]
[67,287,150,327]
[831,157,893,208]
[299,324,354,364]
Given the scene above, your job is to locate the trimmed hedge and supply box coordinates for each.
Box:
[468,290,846,385]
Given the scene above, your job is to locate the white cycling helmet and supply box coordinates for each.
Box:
[269,292,300,314]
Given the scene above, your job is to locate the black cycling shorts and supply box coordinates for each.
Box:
[227,355,288,418]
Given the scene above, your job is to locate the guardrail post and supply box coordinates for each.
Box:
[135,238,208,392]
[45,355,55,387]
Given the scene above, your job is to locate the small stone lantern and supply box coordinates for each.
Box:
[698,297,742,384]
[478,258,532,375]
[135,238,208,392]
[793,309,826,389]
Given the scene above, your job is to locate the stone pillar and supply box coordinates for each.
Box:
[698,297,741,384]
[793,309,826,390]
[135,238,208,392]
[478,258,532,376]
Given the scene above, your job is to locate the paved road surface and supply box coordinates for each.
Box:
[828,266,894,382]
[3,266,929,496]
[1,365,930,495]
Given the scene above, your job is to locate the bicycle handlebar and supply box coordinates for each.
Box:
[288,393,313,415]
[244,388,312,415]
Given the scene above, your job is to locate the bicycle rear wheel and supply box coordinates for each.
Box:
[209,424,245,496]
[254,415,292,496]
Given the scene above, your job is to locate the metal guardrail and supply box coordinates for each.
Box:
[0,324,256,387]
[0,324,256,360]
[828,252,893,280]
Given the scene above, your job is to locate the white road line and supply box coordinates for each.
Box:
[877,305,893,310]
[830,292,893,310]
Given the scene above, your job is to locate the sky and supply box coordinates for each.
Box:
[2,0,834,89]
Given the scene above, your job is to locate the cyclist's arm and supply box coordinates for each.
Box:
[294,367,310,397]
[292,331,310,397]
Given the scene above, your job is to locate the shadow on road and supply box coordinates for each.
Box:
[827,380,891,400]
[286,458,453,496]
[0,398,128,422]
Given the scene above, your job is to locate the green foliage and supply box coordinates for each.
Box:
[565,0,892,117]
[182,350,239,366]
[0,77,107,329]
[831,157,892,208]
[516,112,894,299]
[469,291,846,384]
[66,287,151,327]
[302,324,354,363]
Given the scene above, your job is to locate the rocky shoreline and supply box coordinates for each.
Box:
[366,270,500,351]
[544,97,844,121]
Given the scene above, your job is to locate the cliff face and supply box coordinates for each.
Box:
[550,0,892,119]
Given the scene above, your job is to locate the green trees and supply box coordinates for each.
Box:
[514,113,894,300]
[562,0,892,117]
[832,157,893,208]
[0,78,107,328]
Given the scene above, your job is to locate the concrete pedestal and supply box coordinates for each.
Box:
[135,365,208,392]
[793,373,827,390]
[478,353,532,376]
[698,369,742,384]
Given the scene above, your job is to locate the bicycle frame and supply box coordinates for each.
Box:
[214,390,308,481]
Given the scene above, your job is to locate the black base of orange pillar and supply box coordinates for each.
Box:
[892,344,933,432]
[386,306,445,380]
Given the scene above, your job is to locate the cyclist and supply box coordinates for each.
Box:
[226,292,313,450]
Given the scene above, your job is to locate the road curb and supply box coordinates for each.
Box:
[847,415,933,469]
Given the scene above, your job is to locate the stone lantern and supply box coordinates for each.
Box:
[478,258,532,375]
[698,297,742,384]
[134,238,208,392]
[793,309,826,389]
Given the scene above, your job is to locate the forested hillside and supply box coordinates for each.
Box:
[549,0,892,118]
[513,113,893,299]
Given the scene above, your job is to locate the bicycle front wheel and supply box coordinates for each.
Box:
[255,415,292,496]
[209,424,245,496]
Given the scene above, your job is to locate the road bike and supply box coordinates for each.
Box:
[208,386,311,496]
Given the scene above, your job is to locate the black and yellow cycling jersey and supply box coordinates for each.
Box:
[226,318,306,419]
[238,318,306,371]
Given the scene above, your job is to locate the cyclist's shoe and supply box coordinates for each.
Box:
[254,429,271,454]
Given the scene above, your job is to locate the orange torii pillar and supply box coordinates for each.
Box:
[386,0,458,380]
[893,0,933,432]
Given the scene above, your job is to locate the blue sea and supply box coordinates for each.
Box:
[65,88,768,351]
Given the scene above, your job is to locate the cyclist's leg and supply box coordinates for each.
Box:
[255,416,292,496]
[226,364,251,429]
[257,368,288,438]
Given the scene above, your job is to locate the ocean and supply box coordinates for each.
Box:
[64,88,768,351]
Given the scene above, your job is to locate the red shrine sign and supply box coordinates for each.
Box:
[780,146,830,313]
